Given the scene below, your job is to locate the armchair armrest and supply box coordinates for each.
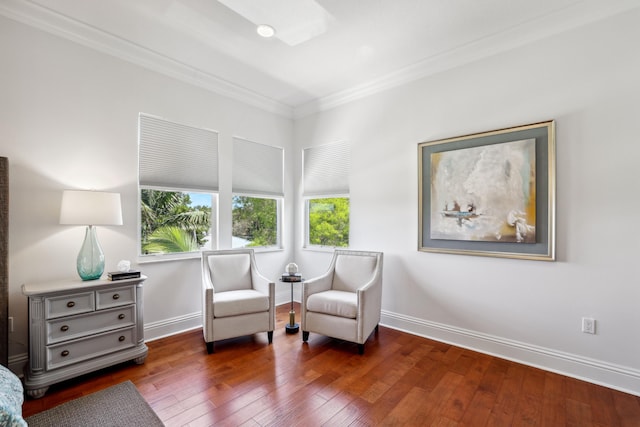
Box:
[301,270,333,331]
[201,260,215,341]
[356,275,382,314]
[202,265,214,292]
[201,263,215,309]
[356,256,383,343]
[250,266,275,330]
[250,267,273,296]
[301,271,333,297]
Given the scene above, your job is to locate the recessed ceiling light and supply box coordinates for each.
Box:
[256,24,275,38]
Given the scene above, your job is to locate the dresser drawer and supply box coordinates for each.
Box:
[96,286,135,310]
[45,291,95,319]
[47,326,136,370]
[46,305,136,345]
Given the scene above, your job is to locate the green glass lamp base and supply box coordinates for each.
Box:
[77,225,105,281]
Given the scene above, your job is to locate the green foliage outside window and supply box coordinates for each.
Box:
[308,197,349,247]
[140,189,211,254]
[140,191,344,252]
[232,196,278,247]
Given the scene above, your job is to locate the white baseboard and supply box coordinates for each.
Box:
[380,309,640,397]
[144,302,293,343]
[8,353,28,377]
[143,312,202,342]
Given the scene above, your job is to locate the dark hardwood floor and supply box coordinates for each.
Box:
[23,303,640,426]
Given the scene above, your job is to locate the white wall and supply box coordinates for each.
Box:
[0,16,295,364]
[294,9,640,395]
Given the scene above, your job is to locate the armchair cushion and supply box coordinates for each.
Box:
[213,289,269,318]
[333,254,377,292]
[307,290,357,319]
[208,253,252,292]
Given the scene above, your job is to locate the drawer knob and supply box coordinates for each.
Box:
[118,314,125,320]
[67,301,75,308]
[60,325,69,332]
[118,336,125,342]
[112,294,120,300]
[61,350,69,357]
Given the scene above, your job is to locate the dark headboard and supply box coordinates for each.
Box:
[0,157,8,367]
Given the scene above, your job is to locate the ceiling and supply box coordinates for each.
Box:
[3,0,638,116]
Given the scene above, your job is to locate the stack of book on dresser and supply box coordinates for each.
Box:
[107,270,141,281]
[281,273,302,282]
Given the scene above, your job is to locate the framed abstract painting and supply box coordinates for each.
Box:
[418,121,556,261]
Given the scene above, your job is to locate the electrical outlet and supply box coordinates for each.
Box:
[8,317,13,333]
[582,317,596,334]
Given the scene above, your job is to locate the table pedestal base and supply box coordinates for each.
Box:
[286,309,299,333]
[286,323,299,334]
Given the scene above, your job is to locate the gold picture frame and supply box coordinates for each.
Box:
[418,120,556,261]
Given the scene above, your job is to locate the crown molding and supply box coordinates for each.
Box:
[0,0,293,118]
[3,0,638,120]
[294,0,640,118]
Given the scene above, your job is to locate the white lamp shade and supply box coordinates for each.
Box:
[60,190,123,226]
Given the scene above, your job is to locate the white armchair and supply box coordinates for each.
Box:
[301,250,383,354]
[201,249,275,353]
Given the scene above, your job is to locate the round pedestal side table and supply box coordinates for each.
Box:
[280,274,303,334]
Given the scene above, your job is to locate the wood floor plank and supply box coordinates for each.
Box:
[294,389,357,426]
[485,361,525,426]
[612,392,640,427]
[565,398,593,427]
[408,371,465,425]
[541,372,567,426]
[589,384,621,426]
[441,353,492,422]
[22,303,640,426]
[380,385,428,425]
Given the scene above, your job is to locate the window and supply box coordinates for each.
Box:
[140,189,215,254]
[232,196,279,248]
[232,138,283,249]
[307,197,349,247]
[138,114,218,256]
[303,142,350,248]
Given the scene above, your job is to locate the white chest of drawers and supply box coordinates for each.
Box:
[22,276,148,398]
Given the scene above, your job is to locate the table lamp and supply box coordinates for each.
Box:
[60,190,123,281]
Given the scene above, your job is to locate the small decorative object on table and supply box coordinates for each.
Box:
[108,260,141,281]
[117,260,131,272]
[281,273,302,282]
[108,270,141,281]
[281,266,303,334]
[286,262,298,275]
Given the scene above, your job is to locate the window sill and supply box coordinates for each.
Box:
[302,246,347,253]
[138,246,284,264]
[235,246,284,254]
[138,252,201,264]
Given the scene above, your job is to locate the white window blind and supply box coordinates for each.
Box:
[139,114,218,191]
[232,138,284,196]
[303,142,350,196]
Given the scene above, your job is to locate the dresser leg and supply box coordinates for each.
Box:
[26,386,49,399]
[133,355,147,365]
